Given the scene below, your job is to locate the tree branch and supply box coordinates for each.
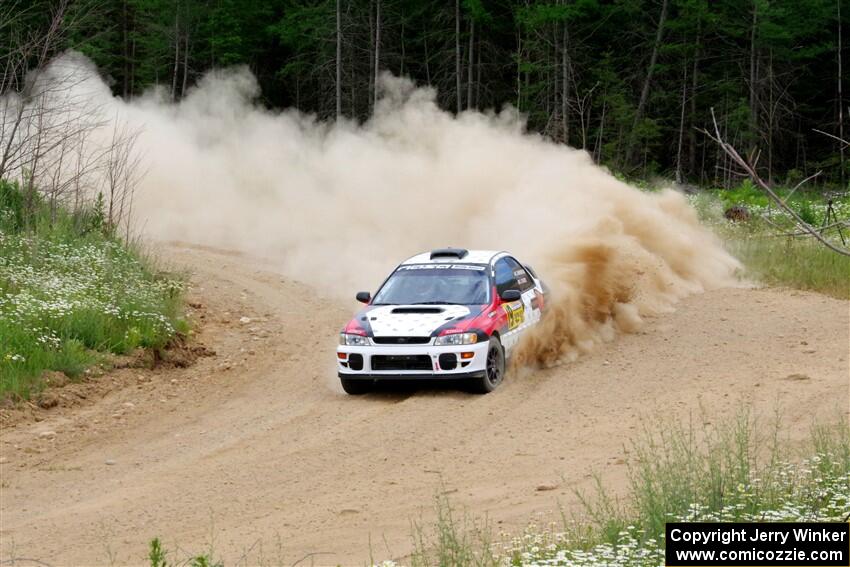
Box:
[702,108,850,258]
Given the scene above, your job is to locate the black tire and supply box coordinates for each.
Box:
[340,378,373,395]
[470,336,505,394]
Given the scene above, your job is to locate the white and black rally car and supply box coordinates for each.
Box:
[337,248,547,394]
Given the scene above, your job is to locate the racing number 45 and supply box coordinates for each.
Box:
[504,302,525,330]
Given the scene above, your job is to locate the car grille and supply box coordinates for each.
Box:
[371,354,433,371]
[371,336,431,345]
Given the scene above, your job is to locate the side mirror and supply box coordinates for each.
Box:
[500,289,522,302]
[355,291,371,304]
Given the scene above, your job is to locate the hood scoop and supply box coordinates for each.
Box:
[391,306,445,314]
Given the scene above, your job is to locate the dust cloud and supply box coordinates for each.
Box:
[7,52,741,366]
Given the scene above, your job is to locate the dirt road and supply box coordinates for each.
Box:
[1,243,848,566]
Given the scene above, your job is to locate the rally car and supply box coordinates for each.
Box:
[337,248,546,394]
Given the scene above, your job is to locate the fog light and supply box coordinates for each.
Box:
[438,353,457,370]
[460,352,474,359]
[348,353,364,370]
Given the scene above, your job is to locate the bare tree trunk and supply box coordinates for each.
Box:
[475,37,481,109]
[545,37,551,117]
[0,97,28,179]
[516,29,522,109]
[423,36,431,86]
[130,34,136,95]
[336,0,342,118]
[456,0,462,113]
[688,27,701,176]
[48,137,66,224]
[349,56,356,117]
[675,59,688,184]
[467,18,474,110]
[122,0,129,98]
[0,0,69,178]
[181,32,189,96]
[714,99,724,186]
[562,20,570,145]
[524,66,529,114]
[373,0,380,108]
[614,125,624,169]
[767,49,773,183]
[595,98,606,163]
[749,1,758,143]
[24,96,46,228]
[838,0,845,184]
[368,0,373,111]
[626,0,669,164]
[400,14,405,75]
[549,23,555,123]
[170,11,179,101]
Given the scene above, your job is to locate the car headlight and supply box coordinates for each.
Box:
[340,333,370,346]
[434,332,478,346]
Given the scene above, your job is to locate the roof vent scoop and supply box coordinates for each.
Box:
[429,247,469,260]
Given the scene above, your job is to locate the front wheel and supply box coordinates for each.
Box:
[340,377,373,395]
[470,337,505,394]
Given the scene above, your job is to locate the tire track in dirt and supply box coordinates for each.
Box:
[1,243,847,565]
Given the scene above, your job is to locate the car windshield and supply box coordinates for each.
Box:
[372,265,490,305]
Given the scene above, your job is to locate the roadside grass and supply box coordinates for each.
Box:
[725,236,850,298]
[688,188,850,299]
[148,537,222,567]
[0,180,188,400]
[401,411,850,567]
[143,411,849,567]
[410,490,500,567]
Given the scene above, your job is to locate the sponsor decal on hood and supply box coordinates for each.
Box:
[363,304,472,337]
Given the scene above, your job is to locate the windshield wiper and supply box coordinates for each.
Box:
[410,301,464,305]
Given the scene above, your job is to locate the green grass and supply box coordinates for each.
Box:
[148,538,223,567]
[688,188,850,299]
[0,180,188,400]
[726,236,850,298]
[410,489,499,567]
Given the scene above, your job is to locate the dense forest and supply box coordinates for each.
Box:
[3,0,848,187]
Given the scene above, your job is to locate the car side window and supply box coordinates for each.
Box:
[506,257,535,292]
[494,258,518,295]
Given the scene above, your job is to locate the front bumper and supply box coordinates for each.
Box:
[337,340,489,377]
[338,370,486,381]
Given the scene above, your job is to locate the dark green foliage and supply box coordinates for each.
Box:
[795,199,818,226]
[4,0,848,184]
[0,180,25,231]
[720,179,770,209]
[88,192,107,234]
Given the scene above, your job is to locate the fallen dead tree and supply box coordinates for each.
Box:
[702,109,850,258]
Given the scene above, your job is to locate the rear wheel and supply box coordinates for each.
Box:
[340,378,373,395]
[470,336,505,394]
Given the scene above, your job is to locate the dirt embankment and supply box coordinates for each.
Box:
[1,243,847,566]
